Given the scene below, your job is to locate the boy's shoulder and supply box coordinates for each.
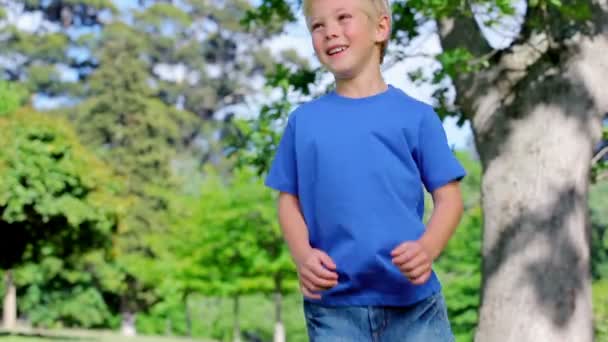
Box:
[383,86,437,116]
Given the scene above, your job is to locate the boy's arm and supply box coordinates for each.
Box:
[391,181,464,284]
[419,181,464,260]
[277,192,313,265]
[278,192,338,298]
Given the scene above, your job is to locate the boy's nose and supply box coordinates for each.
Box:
[324,22,340,40]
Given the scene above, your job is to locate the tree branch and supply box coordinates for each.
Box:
[592,146,608,166]
[438,14,494,57]
[382,51,437,72]
[436,5,554,139]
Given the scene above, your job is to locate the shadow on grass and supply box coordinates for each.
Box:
[0,331,96,341]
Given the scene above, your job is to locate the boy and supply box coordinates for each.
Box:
[265,0,465,340]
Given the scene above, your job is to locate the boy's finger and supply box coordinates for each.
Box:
[318,252,337,270]
[392,248,418,265]
[303,273,336,292]
[410,271,432,285]
[405,264,429,280]
[307,282,333,292]
[311,262,339,280]
[399,253,428,272]
[302,279,323,292]
[301,285,321,300]
[390,241,413,257]
[299,268,313,283]
[301,278,314,291]
[311,276,338,288]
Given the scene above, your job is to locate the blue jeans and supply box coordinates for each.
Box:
[303,292,454,342]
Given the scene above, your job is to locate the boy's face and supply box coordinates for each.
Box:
[307,0,387,79]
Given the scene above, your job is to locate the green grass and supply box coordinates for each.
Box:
[0,329,213,342]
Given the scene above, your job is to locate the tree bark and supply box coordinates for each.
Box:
[474,90,598,342]
[273,292,285,342]
[438,1,608,340]
[233,296,241,342]
[2,270,16,330]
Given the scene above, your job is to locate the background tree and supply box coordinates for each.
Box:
[63,21,193,335]
[131,0,276,119]
[0,86,121,329]
[168,169,297,342]
[0,0,116,100]
[0,0,276,167]
[435,2,607,340]
[1,0,286,335]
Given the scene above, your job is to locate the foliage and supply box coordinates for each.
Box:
[590,181,608,280]
[15,254,119,329]
[62,21,197,317]
[0,108,122,271]
[594,280,608,341]
[165,294,308,342]
[0,81,29,116]
[169,168,297,297]
[227,63,317,176]
[0,1,116,97]
[436,207,482,342]
[74,22,192,186]
[1,0,285,330]
[434,152,483,342]
[145,168,298,340]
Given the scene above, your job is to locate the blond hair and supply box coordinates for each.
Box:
[302,0,392,63]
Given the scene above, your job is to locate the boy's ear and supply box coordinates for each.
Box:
[375,14,391,43]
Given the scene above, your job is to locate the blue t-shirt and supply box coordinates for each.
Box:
[265,85,466,306]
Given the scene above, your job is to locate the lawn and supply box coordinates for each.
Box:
[0,328,214,342]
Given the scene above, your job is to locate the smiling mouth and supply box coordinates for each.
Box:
[327,46,349,57]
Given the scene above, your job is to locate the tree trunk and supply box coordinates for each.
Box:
[273,292,285,342]
[473,94,597,341]
[184,293,192,337]
[233,296,241,342]
[120,311,137,336]
[437,2,608,340]
[120,296,137,337]
[2,270,16,330]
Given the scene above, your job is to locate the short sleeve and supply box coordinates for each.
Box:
[415,110,466,193]
[265,115,298,195]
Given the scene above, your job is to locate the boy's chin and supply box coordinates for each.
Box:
[330,68,357,80]
[322,63,353,78]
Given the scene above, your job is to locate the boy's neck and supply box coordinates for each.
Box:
[334,65,387,99]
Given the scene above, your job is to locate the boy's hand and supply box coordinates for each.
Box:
[391,240,433,285]
[296,248,339,299]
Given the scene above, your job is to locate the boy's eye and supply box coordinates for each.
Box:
[311,23,323,30]
[338,14,351,21]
